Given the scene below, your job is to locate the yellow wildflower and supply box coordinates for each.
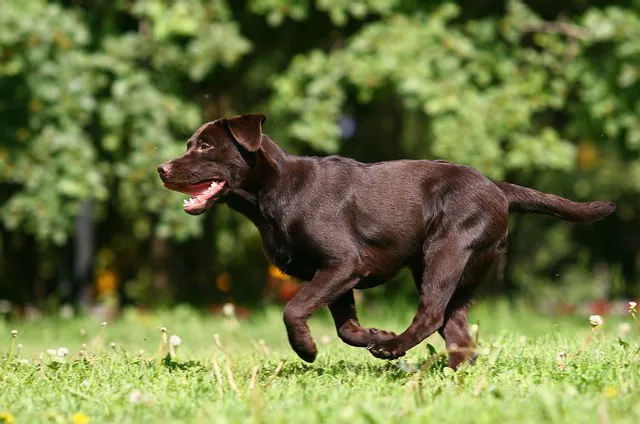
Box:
[0,412,14,424]
[72,412,89,424]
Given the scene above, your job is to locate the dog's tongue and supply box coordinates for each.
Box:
[164,181,213,196]
[163,180,226,212]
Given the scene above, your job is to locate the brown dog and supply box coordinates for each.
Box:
[158,114,615,368]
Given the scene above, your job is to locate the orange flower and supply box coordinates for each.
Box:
[96,270,118,296]
[268,264,288,279]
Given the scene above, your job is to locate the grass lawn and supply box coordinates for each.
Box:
[0,300,639,423]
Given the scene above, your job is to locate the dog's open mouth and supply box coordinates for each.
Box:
[163,180,226,214]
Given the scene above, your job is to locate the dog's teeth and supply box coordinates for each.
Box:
[183,199,189,207]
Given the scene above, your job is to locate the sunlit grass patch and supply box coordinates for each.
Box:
[0,301,639,423]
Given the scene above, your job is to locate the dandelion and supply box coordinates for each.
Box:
[628,301,640,333]
[169,335,182,347]
[101,321,107,328]
[618,322,631,338]
[470,323,479,335]
[169,335,181,358]
[71,412,89,424]
[0,412,14,423]
[110,342,116,349]
[159,327,168,350]
[46,349,57,356]
[222,303,236,318]
[4,330,18,368]
[56,347,69,358]
[589,315,604,328]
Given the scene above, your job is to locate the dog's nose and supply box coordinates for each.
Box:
[157,162,172,176]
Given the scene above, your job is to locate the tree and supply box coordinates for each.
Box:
[1,0,638,306]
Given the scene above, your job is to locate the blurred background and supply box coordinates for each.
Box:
[0,0,638,320]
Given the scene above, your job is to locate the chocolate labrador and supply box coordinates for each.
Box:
[158,113,615,368]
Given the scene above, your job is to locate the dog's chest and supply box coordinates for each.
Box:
[258,219,317,282]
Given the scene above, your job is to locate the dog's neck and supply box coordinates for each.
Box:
[224,136,297,224]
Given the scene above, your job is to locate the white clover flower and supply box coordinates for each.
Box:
[129,390,152,405]
[629,301,637,313]
[222,303,236,318]
[589,314,604,328]
[469,324,479,335]
[129,390,143,404]
[56,347,69,357]
[169,335,182,347]
[46,348,57,356]
[110,342,117,349]
[101,321,108,327]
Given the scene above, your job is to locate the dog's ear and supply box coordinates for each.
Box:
[226,114,266,152]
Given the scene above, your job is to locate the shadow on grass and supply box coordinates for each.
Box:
[278,354,449,381]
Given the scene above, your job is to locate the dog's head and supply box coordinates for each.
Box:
[157,113,267,215]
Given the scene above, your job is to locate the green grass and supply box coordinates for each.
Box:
[0,300,639,424]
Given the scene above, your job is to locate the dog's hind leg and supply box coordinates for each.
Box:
[438,247,503,369]
[329,289,396,347]
[438,305,476,369]
[367,232,470,360]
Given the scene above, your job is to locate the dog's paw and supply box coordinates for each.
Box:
[367,340,406,360]
[367,328,397,344]
[293,344,318,363]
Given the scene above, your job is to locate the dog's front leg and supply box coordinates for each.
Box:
[283,266,360,363]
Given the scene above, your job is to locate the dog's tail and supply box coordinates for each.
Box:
[495,182,616,223]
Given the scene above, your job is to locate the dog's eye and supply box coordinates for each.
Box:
[198,143,213,152]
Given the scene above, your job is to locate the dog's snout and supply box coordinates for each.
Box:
[157,162,172,176]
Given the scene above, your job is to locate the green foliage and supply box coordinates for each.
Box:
[1,0,639,301]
